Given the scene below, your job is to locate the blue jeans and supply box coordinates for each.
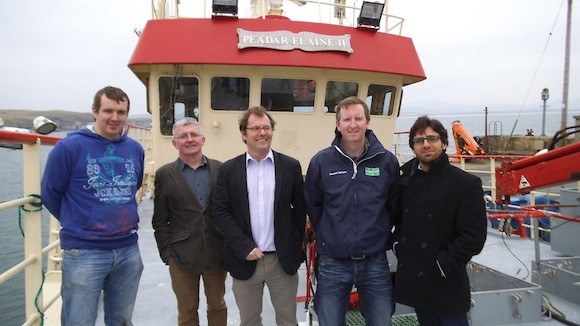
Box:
[61,244,143,326]
[314,251,393,326]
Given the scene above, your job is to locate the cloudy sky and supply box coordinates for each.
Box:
[0,0,578,117]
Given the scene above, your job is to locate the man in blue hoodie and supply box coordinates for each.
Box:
[304,96,399,326]
[42,86,145,326]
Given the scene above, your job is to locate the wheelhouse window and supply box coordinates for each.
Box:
[260,78,316,112]
[324,81,359,113]
[367,84,397,116]
[211,77,250,111]
[159,77,199,136]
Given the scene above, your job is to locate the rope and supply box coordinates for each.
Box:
[17,194,43,238]
[20,194,43,212]
[34,271,46,326]
[16,193,46,324]
[500,228,530,280]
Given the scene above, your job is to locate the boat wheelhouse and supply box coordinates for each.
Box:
[128,0,426,170]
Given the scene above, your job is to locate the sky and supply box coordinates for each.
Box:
[0,0,578,118]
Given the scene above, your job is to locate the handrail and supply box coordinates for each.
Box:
[0,129,60,146]
[388,134,572,242]
[392,130,410,164]
[0,132,61,326]
[0,256,38,285]
[0,195,40,211]
[126,124,155,202]
[150,0,405,35]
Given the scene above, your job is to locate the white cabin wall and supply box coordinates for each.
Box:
[146,64,402,172]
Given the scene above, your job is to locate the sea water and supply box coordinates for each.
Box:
[0,111,578,325]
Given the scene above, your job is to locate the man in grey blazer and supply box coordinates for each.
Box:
[213,106,306,326]
[153,117,227,326]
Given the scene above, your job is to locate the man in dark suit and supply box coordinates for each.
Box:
[213,106,306,326]
[153,117,227,326]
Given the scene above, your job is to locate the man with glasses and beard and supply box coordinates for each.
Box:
[392,115,487,325]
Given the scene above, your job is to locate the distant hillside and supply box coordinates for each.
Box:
[0,109,151,131]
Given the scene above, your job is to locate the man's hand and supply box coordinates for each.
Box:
[246,247,265,261]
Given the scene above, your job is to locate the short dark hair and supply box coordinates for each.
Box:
[409,115,448,149]
[238,106,276,132]
[238,106,276,144]
[92,86,130,112]
[335,96,370,122]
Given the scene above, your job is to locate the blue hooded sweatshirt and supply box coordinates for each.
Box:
[41,127,144,250]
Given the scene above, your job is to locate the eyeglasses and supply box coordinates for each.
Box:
[174,132,203,140]
[412,135,440,145]
[246,126,273,133]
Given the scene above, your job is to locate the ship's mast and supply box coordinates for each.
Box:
[560,0,573,130]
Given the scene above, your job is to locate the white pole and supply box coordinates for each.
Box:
[560,0,572,130]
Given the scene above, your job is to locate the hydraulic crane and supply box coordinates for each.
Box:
[495,141,580,204]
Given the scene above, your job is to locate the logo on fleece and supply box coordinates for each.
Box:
[83,145,139,205]
[365,167,380,176]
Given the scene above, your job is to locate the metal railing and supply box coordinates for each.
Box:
[390,133,575,241]
[151,0,406,35]
[126,124,155,202]
[0,130,62,326]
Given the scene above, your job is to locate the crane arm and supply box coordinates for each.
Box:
[495,142,580,203]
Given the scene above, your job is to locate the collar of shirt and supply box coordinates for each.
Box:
[245,149,274,166]
[339,137,369,162]
[178,156,208,171]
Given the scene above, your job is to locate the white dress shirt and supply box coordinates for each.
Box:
[246,150,276,252]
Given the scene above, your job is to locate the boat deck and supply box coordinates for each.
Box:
[34,155,579,325]
[97,193,579,326]
[125,196,425,326]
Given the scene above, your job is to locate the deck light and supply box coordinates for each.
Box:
[33,116,57,135]
[357,1,385,30]
[0,115,57,149]
[212,0,238,16]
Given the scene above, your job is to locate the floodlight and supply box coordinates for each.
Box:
[212,0,238,16]
[357,1,385,30]
[33,116,57,135]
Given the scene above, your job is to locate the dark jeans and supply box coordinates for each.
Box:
[314,251,393,326]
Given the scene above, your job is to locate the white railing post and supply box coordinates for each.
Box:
[490,157,497,200]
[46,216,62,273]
[22,139,43,325]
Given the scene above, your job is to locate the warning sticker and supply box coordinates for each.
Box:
[518,175,531,189]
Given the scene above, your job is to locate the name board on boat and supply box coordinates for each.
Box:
[237,29,353,53]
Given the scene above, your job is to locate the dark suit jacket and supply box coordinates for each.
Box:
[213,151,306,280]
[152,157,225,272]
